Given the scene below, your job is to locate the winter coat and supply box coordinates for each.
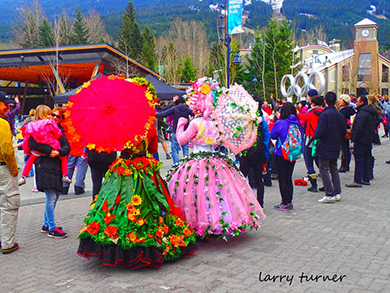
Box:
[297,106,324,137]
[241,117,270,161]
[313,106,346,159]
[270,115,301,158]
[351,104,378,146]
[339,105,356,129]
[156,104,194,133]
[29,134,70,192]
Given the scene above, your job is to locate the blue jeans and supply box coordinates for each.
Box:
[44,189,59,230]
[170,133,189,164]
[303,143,318,175]
[63,155,88,189]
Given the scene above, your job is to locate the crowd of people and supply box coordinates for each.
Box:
[0,82,389,268]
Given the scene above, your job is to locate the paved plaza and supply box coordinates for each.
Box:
[1,139,390,292]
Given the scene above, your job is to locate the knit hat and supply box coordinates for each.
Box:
[307,89,319,98]
[339,94,351,104]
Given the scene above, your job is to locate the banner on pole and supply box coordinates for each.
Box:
[228,0,244,35]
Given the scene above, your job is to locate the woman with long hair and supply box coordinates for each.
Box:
[270,102,302,211]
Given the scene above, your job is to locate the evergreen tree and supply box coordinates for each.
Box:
[249,19,296,99]
[56,13,71,46]
[118,1,144,61]
[181,55,197,83]
[38,19,54,47]
[21,11,40,48]
[70,7,90,45]
[142,25,157,70]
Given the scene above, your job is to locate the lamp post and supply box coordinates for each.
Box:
[219,1,242,88]
[250,69,258,95]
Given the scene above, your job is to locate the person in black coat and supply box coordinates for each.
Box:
[338,95,356,172]
[156,97,194,164]
[346,96,378,187]
[314,92,346,203]
[29,132,70,238]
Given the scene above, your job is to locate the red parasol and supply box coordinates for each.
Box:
[63,75,156,152]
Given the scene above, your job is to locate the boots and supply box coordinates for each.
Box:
[307,174,318,192]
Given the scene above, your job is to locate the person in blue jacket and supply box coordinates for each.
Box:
[270,102,301,211]
[240,98,270,208]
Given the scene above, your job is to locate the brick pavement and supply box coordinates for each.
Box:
[1,139,390,292]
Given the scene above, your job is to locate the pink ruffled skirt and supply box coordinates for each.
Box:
[166,152,266,238]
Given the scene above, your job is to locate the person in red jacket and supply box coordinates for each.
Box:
[297,95,324,192]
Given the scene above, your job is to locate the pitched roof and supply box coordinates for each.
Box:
[354,18,378,27]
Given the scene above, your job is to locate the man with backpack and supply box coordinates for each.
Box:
[240,99,270,208]
[297,95,324,192]
[313,92,347,203]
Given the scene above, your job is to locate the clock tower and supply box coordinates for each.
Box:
[353,18,379,94]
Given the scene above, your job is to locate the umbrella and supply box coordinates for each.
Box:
[63,75,156,153]
[214,84,258,155]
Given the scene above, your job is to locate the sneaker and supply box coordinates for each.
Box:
[18,177,26,186]
[334,194,341,202]
[319,186,325,192]
[345,182,362,188]
[2,242,19,254]
[318,196,336,203]
[386,160,390,164]
[166,154,171,160]
[361,181,371,186]
[31,188,39,193]
[62,176,72,184]
[48,227,68,239]
[41,225,63,233]
[274,203,293,211]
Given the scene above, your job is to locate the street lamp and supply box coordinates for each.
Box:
[218,1,242,88]
[250,69,258,95]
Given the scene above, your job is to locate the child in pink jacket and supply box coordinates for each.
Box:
[19,105,71,186]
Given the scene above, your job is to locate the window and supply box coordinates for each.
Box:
[342,64,349,82]
[358,54,371,81]
[382,64,389,83]
[382,88,389,96]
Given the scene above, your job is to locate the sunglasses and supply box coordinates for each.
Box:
[52,114,63,119]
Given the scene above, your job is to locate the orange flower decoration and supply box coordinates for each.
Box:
[155,230,163,238]
[162,225,169,234]
[101,200,109,213]
[132,208,141,216]
[115,195,121,205]
[104,225,118,238]
[103,213,116,225]
[159,216,164,224]
[86,222,100,235]
[127,212,137,222]
[200,84,211,95]
[131,195,142,206]
[124,169,133,176]
[136,237,146,243]
[137,218,146,226]
[126,203,134,211]
[93,194,98,202]
[183,228,192,237]
[175,218,184,227]
[128,232,137,242]
[170,235,180,246]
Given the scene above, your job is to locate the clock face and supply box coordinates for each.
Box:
[361,29,370,37]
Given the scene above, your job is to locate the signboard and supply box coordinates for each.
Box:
[228,0,244,35]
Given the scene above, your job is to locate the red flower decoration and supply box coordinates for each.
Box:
[117,166,125,175]
[148,231,154,238]
[175,218,184,227]
[162,224,169,234]
[104,225,118,238]
[183,228,192,237]
[103,214,116,225]
[115,195,121,205]
[87,222,100,235]
[101,200,109,213]
[155,230,163,238]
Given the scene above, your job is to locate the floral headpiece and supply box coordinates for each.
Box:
[188,77,219,117]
